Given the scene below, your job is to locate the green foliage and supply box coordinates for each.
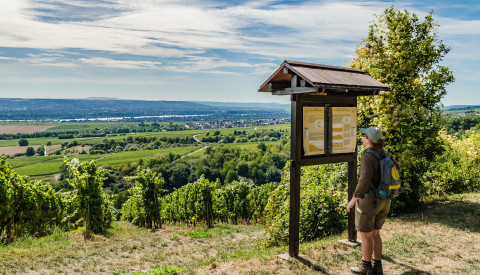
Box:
[161,175,218,227]
[0,156,64,241]
[423,131,480,195]
[213,180,252,224]
[128,265,184,275]
[248,182,278,223]
[65,159,114,233]
[191,144,288,186]
[121,168,164,229]
[35,146,45,156]
[123,174,277,227]
[262,164,347,246]
[25,147,35,156]
[351,7,454,211]
[18,139,28,146]
[445,114,480,136]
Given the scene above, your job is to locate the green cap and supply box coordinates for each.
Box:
[360,127,383,143]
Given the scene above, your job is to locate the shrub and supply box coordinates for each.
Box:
[65,159,114,233]
[0,156,64,241]
[262,164,347,246]
[121,168,165,229]
[25,147,35,156]
[423,130,480,195]
[18,139,28,146]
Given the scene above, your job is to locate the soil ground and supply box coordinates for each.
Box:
[0,125,54,134]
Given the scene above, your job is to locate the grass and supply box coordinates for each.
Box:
[9,147,199,176]
[95,146,200,167]
[1,193,479,274]
[12,154,101,176]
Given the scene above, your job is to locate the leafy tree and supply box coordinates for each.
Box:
[237,161,249,178]
[160,161,195,192]
[25,147,35,156]
[257,142,267,152]
[225,169,239,183]
[36,146,45,156]
[350,7,454,210]
[446,115,480,136]
[18,139,28,146]
[265,165,281,183]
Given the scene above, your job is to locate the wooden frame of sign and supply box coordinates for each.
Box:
[258,60,390,258]
[289,93,358,257]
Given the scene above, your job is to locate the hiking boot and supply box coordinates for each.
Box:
[372,260,383,275]
[351,260,373,274]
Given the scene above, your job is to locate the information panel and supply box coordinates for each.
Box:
[331,107,357,154]
[303,107,325,156]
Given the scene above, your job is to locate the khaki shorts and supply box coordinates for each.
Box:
[355,194,391,232]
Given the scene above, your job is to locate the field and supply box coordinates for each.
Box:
[9,146,201,176]
[1,193,478,274]
[0,145,41,155]
[0,125,54,134]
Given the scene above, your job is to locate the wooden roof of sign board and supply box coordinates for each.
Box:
[258,60,390,96]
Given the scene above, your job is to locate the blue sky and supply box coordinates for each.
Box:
[0,0,479,105]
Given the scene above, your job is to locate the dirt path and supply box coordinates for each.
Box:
[193,134,202,143]
[182,145,208,158]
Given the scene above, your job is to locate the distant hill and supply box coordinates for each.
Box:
[442,105,480,111]
[194,101,289,110]
[0,98,289,121]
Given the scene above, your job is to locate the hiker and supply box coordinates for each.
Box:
[347,126,400,275]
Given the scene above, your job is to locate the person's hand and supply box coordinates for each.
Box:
[347,197,358,213]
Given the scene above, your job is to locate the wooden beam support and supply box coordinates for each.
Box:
[291,74,298,88]
[271,87,316,95]
[268,82,290,90]
[300,154,356,167]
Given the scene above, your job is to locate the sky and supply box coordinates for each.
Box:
[0,0,479,105]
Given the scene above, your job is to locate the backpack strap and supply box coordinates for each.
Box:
[365,149,384,201]
[365,149,381,160]
[365,149,387,160]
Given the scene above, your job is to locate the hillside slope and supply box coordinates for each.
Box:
[1,193,479,274]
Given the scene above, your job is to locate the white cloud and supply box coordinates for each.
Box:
[26,53,78,67]
[79,57,161,69]
[162,57,254,74]
[0,0,383,60]
[1,0,478,61]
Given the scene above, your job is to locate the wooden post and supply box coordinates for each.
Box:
[348,159,357,241]
[153,188,162,229]
[289,94,302,258]
[86,177,90,233]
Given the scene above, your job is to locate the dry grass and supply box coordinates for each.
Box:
[0,125,54,134]
[1,193,479,275]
